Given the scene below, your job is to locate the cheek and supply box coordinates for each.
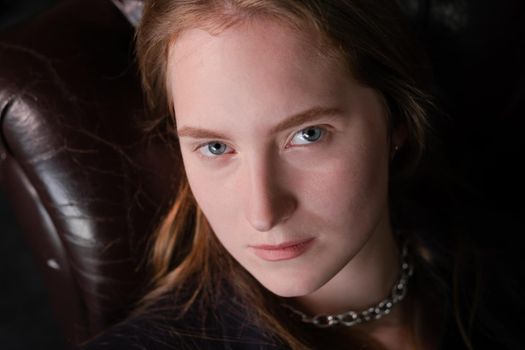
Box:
[295,140,389,232]
[181,157,241,243]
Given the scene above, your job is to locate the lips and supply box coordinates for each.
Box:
[249,238,315,261]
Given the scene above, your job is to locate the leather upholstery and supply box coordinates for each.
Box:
[0,0,179,346]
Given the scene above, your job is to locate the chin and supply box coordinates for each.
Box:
[253,270,327,298]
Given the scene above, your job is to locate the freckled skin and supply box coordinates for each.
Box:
[169,18,403,313]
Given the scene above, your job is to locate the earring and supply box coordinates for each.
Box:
[391,145,399,160]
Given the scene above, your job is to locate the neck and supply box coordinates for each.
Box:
[292,212,402,323]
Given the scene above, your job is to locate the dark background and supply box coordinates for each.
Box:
[0,2,64,350]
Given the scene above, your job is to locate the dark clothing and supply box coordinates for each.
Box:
[82,290,285,350]
[81,287,520,349]
[82,238,524,350]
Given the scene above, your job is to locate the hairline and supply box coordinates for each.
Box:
[163,13,351,120]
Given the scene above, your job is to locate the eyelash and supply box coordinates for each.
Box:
[194,125,330,160]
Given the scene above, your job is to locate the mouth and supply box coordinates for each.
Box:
[249,238,315,262]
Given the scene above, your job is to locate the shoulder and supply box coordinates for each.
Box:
[80,310,186,350]
[81,293,287,350]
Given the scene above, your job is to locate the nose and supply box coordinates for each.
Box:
[242,155,297,232]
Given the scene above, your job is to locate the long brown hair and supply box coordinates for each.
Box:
[134,1,476,349]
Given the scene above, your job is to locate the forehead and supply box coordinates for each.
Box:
[168,16,338,68]
[167,18,354,132]
[167,19,345,82]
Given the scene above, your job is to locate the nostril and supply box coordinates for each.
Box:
[245,199,277,232]
[250,220,274,233]
[245,194,297,232]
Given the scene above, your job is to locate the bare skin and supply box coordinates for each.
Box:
[353,301,417,350]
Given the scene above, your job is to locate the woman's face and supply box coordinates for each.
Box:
[169,19,395,297]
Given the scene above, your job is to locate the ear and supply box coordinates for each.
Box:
[390,125,407,160]
[392,124,407,147]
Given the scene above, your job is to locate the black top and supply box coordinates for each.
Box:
[82,240,524,350]
[82,289,285,350]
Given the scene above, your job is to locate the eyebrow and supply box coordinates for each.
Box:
[176,106,343,139]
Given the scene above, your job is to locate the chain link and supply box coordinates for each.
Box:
[282,240,414,328]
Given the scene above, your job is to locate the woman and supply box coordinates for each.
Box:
[83,1,519,349]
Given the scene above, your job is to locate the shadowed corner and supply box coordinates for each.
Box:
[0,190,65,350]
[1,1,66,349]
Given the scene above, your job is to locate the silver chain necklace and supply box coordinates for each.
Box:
[281,240,414,328]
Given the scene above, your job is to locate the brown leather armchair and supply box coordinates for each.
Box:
[0,0,178,347]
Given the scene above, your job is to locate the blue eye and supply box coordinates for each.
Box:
[198,141,232,157]
[290,126,325,145]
